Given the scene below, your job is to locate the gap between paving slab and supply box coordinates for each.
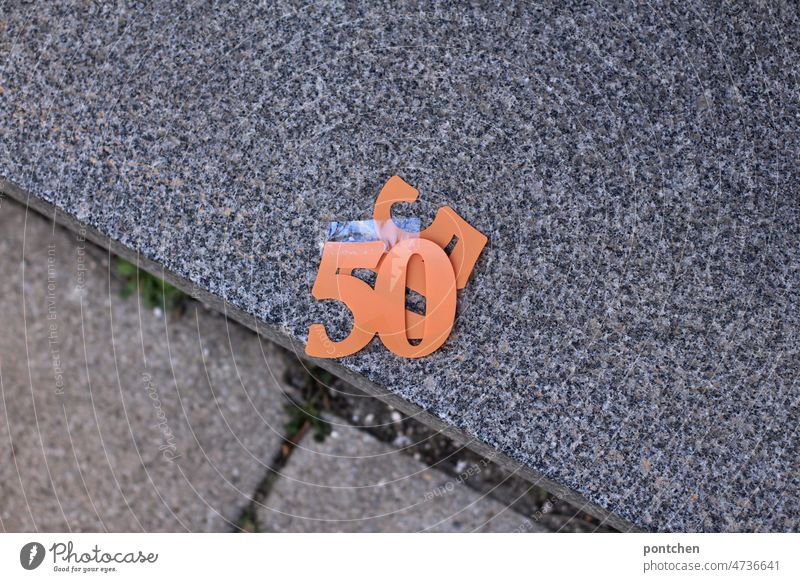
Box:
[256,414,548,533]
[2,179,639,532]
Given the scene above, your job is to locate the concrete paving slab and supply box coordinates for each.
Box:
[0,199,290,531]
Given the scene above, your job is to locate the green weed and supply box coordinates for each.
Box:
[116,258,188,312]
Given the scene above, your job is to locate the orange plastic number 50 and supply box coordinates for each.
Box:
[306,176,487,359]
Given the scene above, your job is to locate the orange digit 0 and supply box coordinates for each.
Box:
[374,238,456,358]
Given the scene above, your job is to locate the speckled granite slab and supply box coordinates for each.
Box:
[1,1,798,531]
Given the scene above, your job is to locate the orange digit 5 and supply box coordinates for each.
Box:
[306,241,386,358]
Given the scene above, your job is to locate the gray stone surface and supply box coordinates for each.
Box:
[1,1,798,531]
[0,198,290,531]
[259,417,545,532]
